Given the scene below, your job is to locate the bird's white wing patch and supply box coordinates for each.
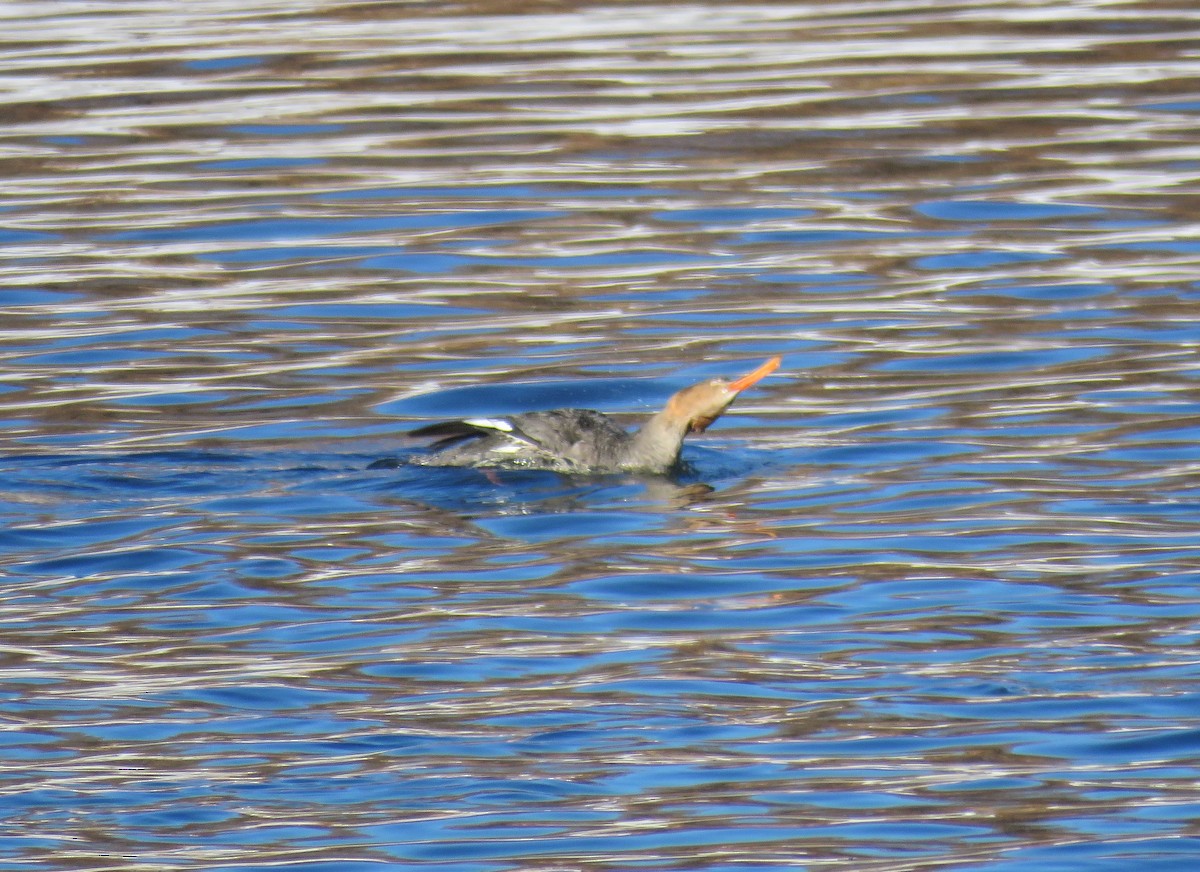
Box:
[490,441,525,454]
[462,416,545,451]
[464,417,514,432]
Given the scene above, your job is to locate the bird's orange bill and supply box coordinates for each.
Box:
[728,355,781,393]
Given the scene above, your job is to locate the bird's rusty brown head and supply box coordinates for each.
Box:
[667,355,781,433]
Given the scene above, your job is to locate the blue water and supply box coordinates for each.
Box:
[2,1,1200,870]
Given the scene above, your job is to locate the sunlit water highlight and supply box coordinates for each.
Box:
[2,1,1200,870]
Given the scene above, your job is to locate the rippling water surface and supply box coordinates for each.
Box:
[3,1,1200,869]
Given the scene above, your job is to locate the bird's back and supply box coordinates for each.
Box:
[410,408,633,472]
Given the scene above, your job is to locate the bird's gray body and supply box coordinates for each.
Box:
[407,409,658,474]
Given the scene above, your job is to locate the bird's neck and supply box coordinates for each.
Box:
[627,409,689,471]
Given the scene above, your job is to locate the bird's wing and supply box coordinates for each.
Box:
[409,417,542,452]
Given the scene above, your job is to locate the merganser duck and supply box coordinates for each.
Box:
[406,355,781,474]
